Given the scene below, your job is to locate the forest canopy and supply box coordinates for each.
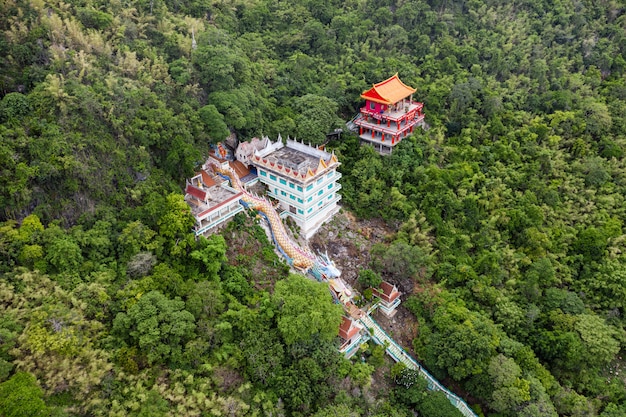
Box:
[1,0,626,416]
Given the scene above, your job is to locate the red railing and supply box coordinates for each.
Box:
[354,114,425,136]
[360,101,424,122]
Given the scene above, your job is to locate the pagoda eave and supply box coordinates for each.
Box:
[359,94,392,105]
[360,73,417,105]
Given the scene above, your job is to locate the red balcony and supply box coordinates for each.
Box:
[360,100,424,122]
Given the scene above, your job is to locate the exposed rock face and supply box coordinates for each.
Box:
[224,132,239,152]
[309,209,393,288]
[311,209,420,361]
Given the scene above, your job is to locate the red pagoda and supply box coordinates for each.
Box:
[352,74,425,154]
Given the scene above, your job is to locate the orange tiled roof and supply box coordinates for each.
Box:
[361,73,416,105]
[229,160,251,180]
[338,316,360,340]
[199,170,217,188]
[186,184,207,201]
[373,281,401,303]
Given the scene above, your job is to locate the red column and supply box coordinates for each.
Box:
[359,127,363,135]
[371,130,375,138]
[387,119,390,127]
[382,134,385,142]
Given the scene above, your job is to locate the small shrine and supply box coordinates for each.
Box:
[352,74,425,154]
[338,316,364,359]
[372,281,402,317]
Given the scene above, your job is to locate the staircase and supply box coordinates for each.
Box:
[211,161,476,417]
[345,113,361,133]
[359,314,478,417]
[213,164,316,270]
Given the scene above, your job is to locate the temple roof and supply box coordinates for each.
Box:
[186,184,207,201]
[360,73,416,105]
[373,281,401,303]
[198,170,217,188]
[252,138,339,183]
[338,316,361,340]
[229,160,251,180]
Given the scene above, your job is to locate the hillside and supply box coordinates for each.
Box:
[1,0,626,416]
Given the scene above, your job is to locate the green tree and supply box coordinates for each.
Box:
[601,403,626,417]
[241,328,284,385]
[578,260,626,312]
[573,227,607,262]
[417,391,464,417]
[18,244,45,271]
[584,100,612,137]
[371,241,430,283]
[393,368,429,408]
[135,390,170,416]
[113,290,196,365]
[313,404,360,417]
[272,274,343,345]
[190,234,227,280]
[45,236,83,273]
[157,193,195,257]
[192,42,252,92]
[0,92,31,122]
[574,314,620,369]
[423,301,500,381]
[198,104,229,143]
[17,214,44,244]
[158,193,194,239]
[0,316,19,381]
[185,280,225,321]
[276,338,343,413]
[118,220,159,261]
[0,372,50,417]
[208,89,259,131]
[488,354,531,413]
[293,94,341,145]
[358,268,382,288]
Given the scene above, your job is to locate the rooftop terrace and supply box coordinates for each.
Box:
[185,171,243,220]
[186,186,241,218]
[266,146,321,172]
[253,138,339,182]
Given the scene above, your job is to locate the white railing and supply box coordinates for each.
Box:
[359,314,478,417]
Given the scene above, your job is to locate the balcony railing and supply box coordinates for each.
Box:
[354,114,425,136]
[360,101,424,122]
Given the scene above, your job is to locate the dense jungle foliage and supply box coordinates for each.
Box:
[1,0,626,415]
